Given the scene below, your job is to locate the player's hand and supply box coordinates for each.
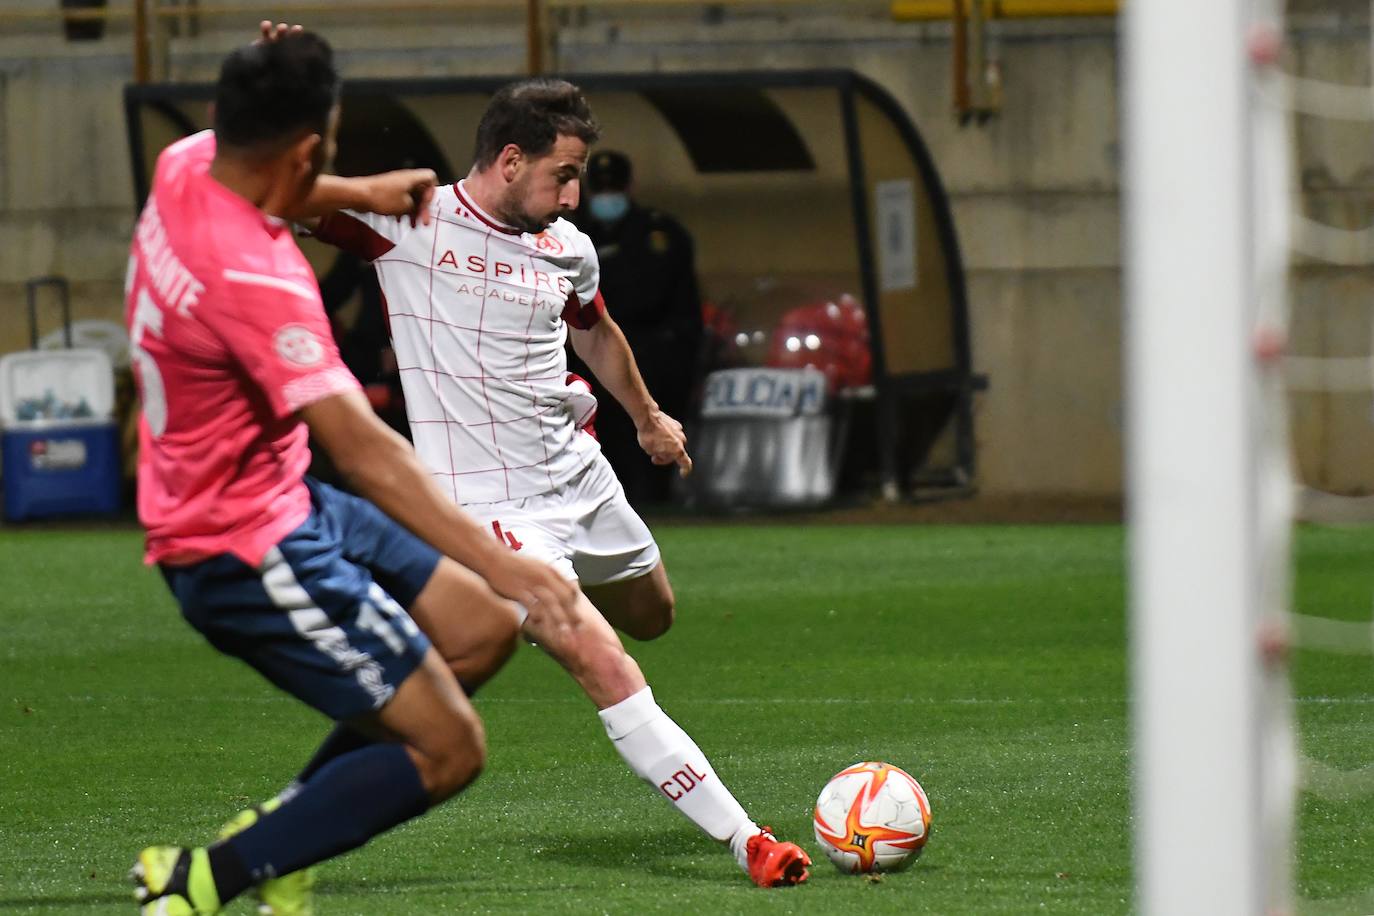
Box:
[361,170,439,227]
[256,21,303,43]
[637,408,693,478]
[485,551,581,634]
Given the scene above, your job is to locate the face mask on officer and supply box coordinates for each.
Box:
[589,192,629,224]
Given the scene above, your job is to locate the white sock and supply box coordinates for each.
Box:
[727,821,768,870]
[599,686,758,866]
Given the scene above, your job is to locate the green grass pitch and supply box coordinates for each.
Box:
[1,523,1371,914]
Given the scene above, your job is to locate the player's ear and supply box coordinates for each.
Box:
[292,131,323,179]
[498,143,523,182]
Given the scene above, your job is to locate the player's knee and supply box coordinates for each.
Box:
[626,593,674,641]
[450,599,522,695]
[566,625,641,688]
[427,711,487,800]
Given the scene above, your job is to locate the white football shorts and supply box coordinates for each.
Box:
[460,452,661,590]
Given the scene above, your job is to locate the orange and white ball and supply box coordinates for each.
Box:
[813,761,932,873]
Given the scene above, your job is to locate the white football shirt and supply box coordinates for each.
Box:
[314,180,608,504]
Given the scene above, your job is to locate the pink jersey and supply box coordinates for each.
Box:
[312,180,606,504]
[126,130,360,567]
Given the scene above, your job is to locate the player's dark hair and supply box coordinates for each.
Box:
[473,79,600,168]
[213,32,339,153]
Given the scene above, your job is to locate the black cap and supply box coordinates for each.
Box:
[587,149,632,192]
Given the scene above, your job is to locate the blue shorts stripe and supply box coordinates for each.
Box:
[163,479,437,721]
[258,546,402,712]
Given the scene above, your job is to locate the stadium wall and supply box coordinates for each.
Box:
[1,6,1368,499]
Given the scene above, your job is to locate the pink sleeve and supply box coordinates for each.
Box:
[212,271,361,418]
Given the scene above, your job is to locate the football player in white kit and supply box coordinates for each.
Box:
[307,79,811,887]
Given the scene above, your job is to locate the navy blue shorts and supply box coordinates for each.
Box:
[161,478,441,721]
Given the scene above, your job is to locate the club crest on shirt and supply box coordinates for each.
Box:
[273,324,325,368]
[535,232,564,255]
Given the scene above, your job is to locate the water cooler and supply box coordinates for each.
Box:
[1,348,121,521]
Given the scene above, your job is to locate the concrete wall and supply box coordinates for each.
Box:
[2,3,1370,498]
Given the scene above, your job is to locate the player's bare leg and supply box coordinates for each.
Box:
[217,561,521,916]
[137,651,488,914]
[523,590,810,887]
[274,558,521,794]
[582,561,675,641]
[408,557,524,692]
[525,591,647,704]
[369,648,490,800]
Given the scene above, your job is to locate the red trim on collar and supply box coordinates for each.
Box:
[454,182,522,236]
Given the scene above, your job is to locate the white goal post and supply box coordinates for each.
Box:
[1125,0,1294,913]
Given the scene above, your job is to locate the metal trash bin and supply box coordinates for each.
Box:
[1,349,121,521]
[688,367,842,509]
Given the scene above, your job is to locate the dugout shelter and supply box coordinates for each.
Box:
[124,70,980,501]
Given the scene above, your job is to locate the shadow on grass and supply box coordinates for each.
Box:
[318,873,489,894]
[0,891,131,910]
[535,825,729,879]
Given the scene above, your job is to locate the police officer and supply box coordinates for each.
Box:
[576,150,704,507]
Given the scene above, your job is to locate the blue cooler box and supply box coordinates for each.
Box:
[3,422,121,520]
[0,349,121,521]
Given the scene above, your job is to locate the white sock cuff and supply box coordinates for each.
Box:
[729,821,763,866]
[597,686,659,740]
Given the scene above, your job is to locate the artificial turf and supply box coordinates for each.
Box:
[0,523,1370,914]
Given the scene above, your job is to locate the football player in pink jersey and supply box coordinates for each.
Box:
[126,30,580,915]
[308,79,811,888]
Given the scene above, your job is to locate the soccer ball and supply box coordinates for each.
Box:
[812,761,932,873]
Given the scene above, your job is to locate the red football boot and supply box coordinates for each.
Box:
[745,827,812,888]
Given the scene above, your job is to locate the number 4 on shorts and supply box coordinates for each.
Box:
[491,521,523,551]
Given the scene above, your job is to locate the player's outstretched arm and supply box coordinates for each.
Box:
[301,390,580,632]
[570,315,692,477]
[286,171,438,227]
